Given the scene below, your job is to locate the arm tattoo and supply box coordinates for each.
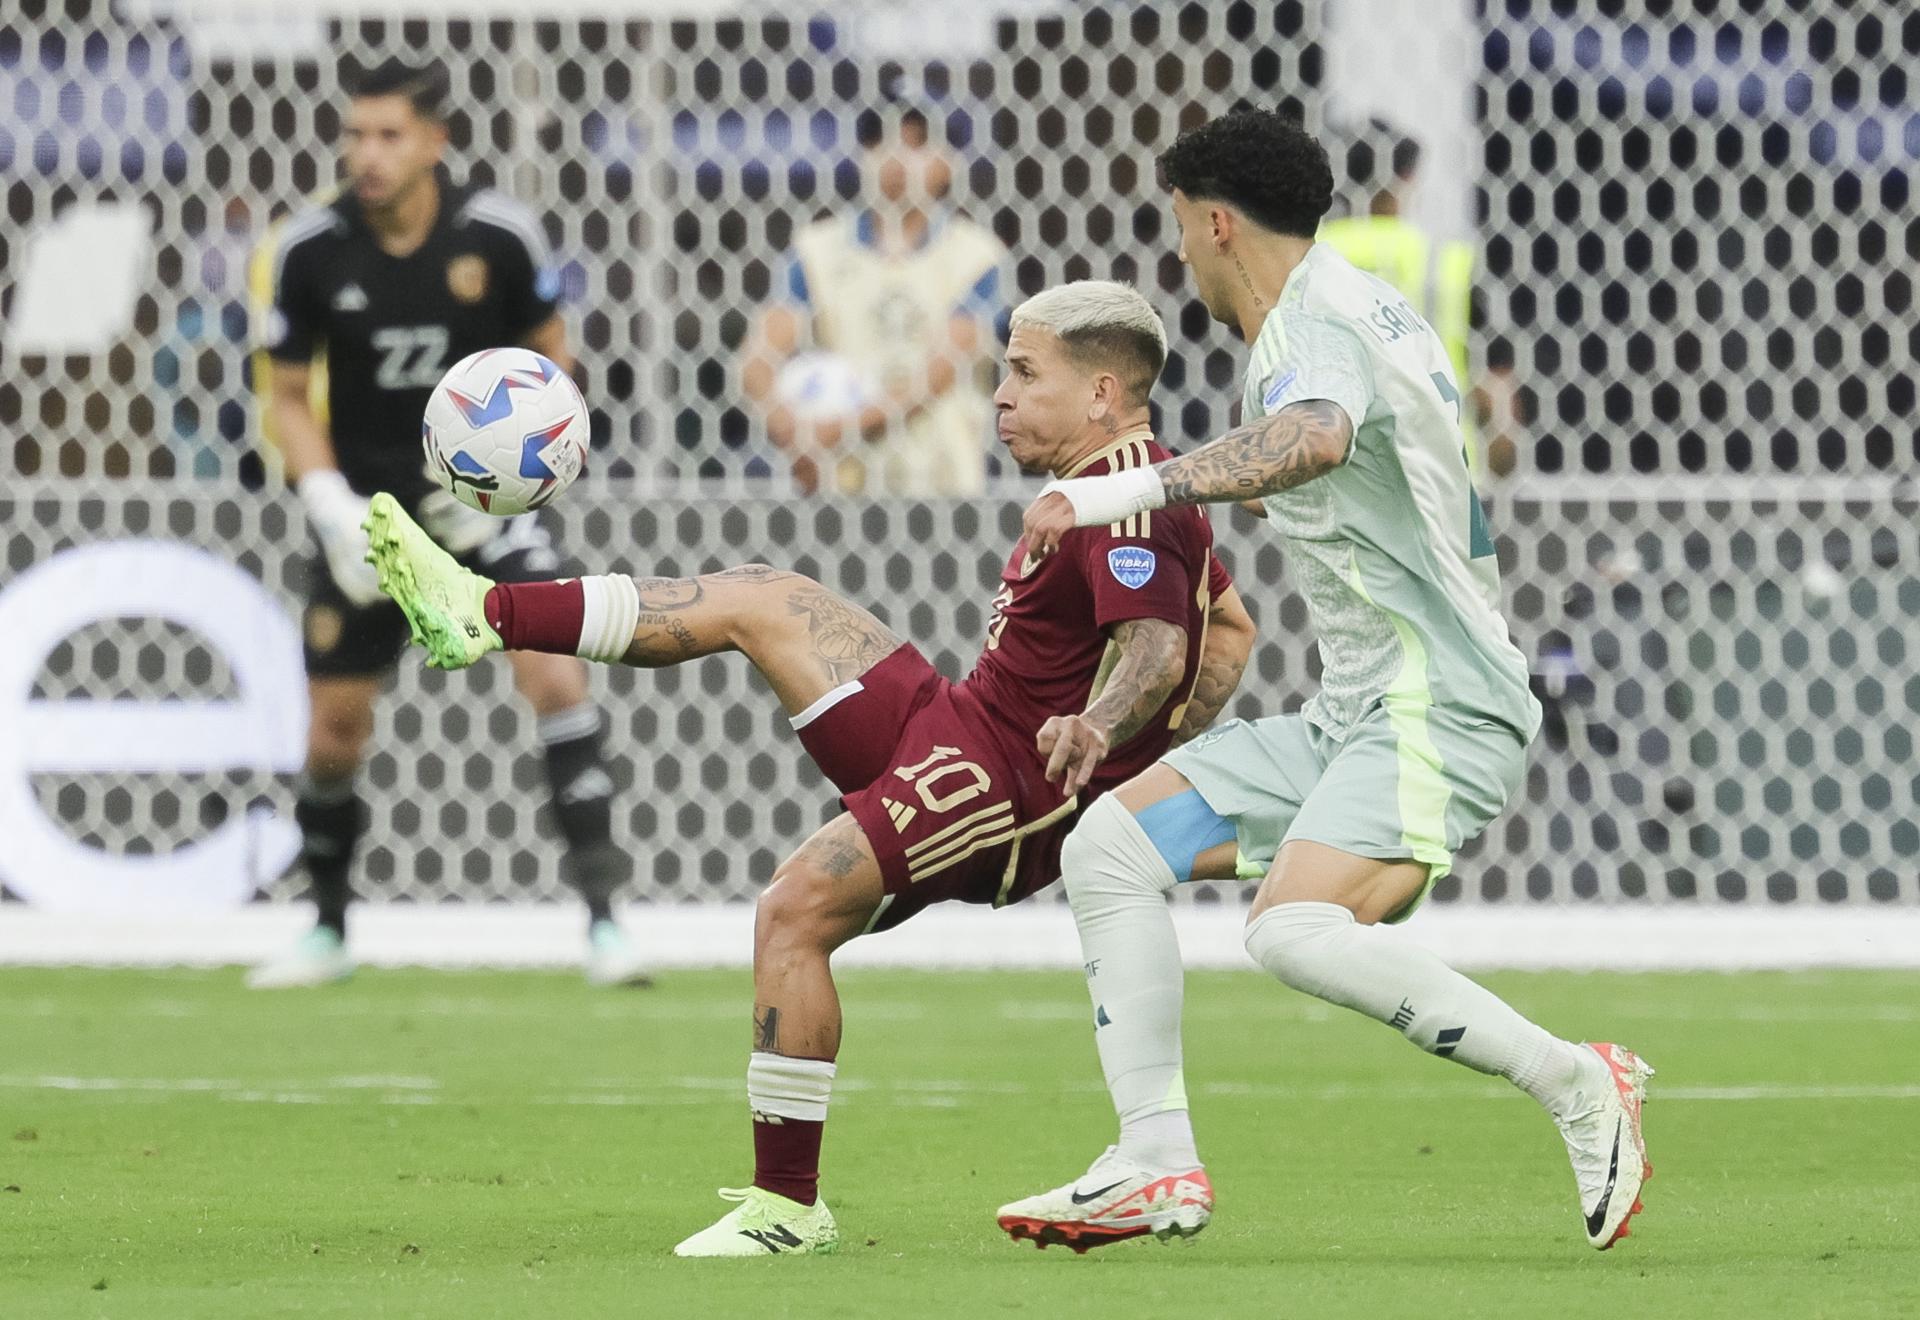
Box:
[712,564,796,584]
[785,584,901,684]
[1155,399,1352,507]
[1173,630,1249,746]
[1083,618,1187,746]
[633,576,705,610]
[753,1005,780,1052]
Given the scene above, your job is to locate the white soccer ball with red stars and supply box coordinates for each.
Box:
[422,348,590,515]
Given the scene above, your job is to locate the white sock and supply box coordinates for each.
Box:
[575,575,640,663]
[747,1051,835,1122]
[1062,796,1199,1171]
[1243,901,1591,1116]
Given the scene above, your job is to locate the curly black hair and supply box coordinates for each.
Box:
[1157,108,1335,239]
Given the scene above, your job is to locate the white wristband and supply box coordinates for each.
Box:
[1041,465,1166,528]
[296,470,360,526]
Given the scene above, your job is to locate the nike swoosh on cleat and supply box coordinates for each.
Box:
[1071,1179,1128,1206]
[1585,1117,1623,1239]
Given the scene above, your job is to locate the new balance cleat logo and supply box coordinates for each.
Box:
[741,1224,803,1252]
[674,1186,839,1257]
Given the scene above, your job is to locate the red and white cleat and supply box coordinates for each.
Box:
[1558,1042,1655,1249]
[996,1147,1213,1253]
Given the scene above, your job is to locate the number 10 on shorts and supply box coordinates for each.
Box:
[893,746,992,814]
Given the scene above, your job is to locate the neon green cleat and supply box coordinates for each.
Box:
[673,1187,839,1257]
[363,492,501,670]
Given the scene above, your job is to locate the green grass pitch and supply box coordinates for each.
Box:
[3,965,1917,1318]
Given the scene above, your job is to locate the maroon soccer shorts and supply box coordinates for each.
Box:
[792,645,1080,933]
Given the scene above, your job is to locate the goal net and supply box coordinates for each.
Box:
[3,1,1915,943]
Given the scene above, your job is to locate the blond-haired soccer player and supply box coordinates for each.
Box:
[366,281,1256,1256]
[1001,110,1652,1253]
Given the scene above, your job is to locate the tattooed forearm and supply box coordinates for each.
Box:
[1083,618,1187,746]
[633,611,700,659]
[633,576,705,610]
[711,563,797,584]
[1174,638,1248,745]
[1155,399,1352,507]
[786,584,900,683]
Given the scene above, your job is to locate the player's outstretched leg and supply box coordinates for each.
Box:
[367,494,903,722]
[1240,844,1654,1250]
[674,813,883,1258]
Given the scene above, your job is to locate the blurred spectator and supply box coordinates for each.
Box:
[738,105,1006,496]
[1320,131,1524,476]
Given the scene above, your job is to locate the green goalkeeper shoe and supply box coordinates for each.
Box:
[364,492,501,670]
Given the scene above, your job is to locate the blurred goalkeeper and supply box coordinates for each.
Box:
[246,58,648,989]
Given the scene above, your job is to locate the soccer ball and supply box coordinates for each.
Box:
[775,351,875,420]
[422,348,590,515]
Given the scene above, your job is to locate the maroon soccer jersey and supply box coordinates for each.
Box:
[961,430,1232,796]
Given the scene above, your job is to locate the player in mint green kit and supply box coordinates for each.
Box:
[997,109,1654,1254]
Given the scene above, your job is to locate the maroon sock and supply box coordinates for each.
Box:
[752,1115,825,1206]
[484,580,585,654]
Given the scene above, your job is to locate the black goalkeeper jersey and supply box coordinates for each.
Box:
[257,173,561,505]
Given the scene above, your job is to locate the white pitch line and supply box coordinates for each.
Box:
[13,995,1912,1027]
[3,1075,1915,1104]
[0,1074,437,1093]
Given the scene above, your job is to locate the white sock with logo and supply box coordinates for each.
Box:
[1062,796,1200,1172]
[1243,901,1593,1116]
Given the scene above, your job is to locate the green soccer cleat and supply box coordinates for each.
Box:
[673,1187,839,1257]
[363,492,501,670]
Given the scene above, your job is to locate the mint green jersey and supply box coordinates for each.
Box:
[1240,243,1539,741]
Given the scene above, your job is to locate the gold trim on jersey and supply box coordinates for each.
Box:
[1163,558,1216,733]
[993,793,1082,906]
[904,800,1015,861]
[906,805,1018,880]
[1063,427,1156,478]
[1105,434,1156,537]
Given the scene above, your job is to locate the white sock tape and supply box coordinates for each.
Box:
[747,1051,837,1123]
[576,575,640,664]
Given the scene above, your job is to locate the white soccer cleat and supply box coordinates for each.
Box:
[997,1146,1213,1253]
[584,920,653,988]
[246,927,354,990]
[673,1186,839,1257]
[1557,1042,1655,1249]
